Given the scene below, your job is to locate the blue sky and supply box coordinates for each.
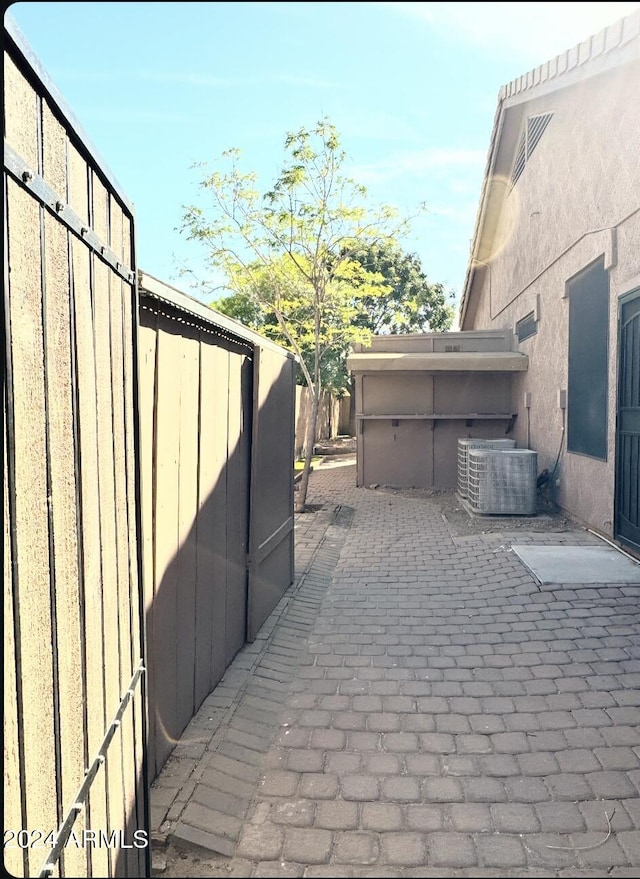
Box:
[6,1,639,310]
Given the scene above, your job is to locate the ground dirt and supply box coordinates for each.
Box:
[374,485,579,537]
[313,435,357,456]
[153,843,247,878]
[314,436,578,537]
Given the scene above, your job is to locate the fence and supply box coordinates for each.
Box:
[4,18,296,878]
[4,17,148,878]
[138,272,296,780]
[294,387,354,458]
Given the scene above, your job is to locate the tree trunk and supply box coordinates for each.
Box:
[295,389,320,513]
[296,304,322,513]
[300,390,312,461]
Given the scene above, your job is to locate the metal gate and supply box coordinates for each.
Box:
[616,288,640,554]
[247,345,296,641]
[4,18,149,878]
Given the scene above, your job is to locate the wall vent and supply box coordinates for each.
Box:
[512,130,527,186]
[511,113,553,186]
[457,438,516,498]
[516,311,537,342]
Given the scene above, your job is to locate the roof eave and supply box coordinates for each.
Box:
[137,269,296,360]
[458,92,506,329]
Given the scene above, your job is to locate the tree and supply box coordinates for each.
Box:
[349,241,456,335]
[213,240,456,395]
[212,269,357,396]
[180,118,414,511]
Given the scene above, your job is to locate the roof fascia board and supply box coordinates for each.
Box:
[458,97,506,328]
[346,351,528,373]
[502,40,640,110]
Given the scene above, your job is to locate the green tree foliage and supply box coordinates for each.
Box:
[349,241,456,335]
[180,118,410,510]
[213,241,456,393]
[211,262,366,395]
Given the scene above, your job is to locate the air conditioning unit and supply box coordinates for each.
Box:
[457,438,516,498]
[467,449,538,515]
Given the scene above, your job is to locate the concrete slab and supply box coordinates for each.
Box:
[512,544,640,584]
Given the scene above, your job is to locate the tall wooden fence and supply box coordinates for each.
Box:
[4,18,148,879]
[4,18,298,877]
[138,273,296,780]
[294,387,354,458]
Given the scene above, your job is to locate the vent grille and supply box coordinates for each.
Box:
[527,113,552,155]
[516,311,537,342]
[457,438,516,498]
[512,130,527,186]
[511,113,553,186]
[467,449,538,515]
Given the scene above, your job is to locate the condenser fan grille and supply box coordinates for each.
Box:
[457,438,516,498]
[467,449,538,515]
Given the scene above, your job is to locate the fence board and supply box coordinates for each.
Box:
[110,276,133,688]
[176,331,200,732]
[194,342,216,700]
[225,351,250,664]
[248,347,295,639]
[121,281,146,871]
[198,342,229,693]
[152,319,182,771]
[138,317,158,775]
[3,52,38,169]
[108,722,126,879]
[43,210,88,878]
[6,179,59,877]
[92,171,109,246]
[4,389,23,879]
[71,237,110,878]
[193,339,214,705]
[41,101,66,195]
[109,275,137,877]
[92,258,126,876]
[67,143,89,226]
[110,194,124,263]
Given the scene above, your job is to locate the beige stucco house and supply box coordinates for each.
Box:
[459,10,640,554]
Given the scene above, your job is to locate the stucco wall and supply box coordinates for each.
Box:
[464,58,640,536]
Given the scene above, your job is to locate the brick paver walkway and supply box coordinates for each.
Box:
[152,463,640,877]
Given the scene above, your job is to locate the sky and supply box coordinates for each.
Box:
[6,1,640,310]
